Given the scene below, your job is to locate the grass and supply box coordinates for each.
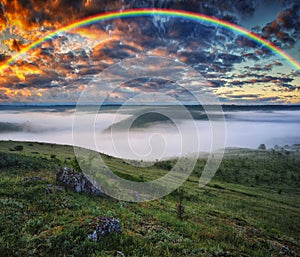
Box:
[0,140,299,256]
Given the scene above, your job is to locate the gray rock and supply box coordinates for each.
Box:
[88,217,121,242]
[279,246,296,256]
[56,167,105,197]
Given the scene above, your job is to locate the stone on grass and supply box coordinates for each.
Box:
[56,167,105,197]
[88,217,121,242]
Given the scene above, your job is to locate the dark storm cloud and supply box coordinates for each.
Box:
[265,76,293,83]
[290,70,300,77]
[10,83,29,89]
[227,75,295,88]
[208,80,227,87]
[1,0,299,104]
[275,31,296,47]
[39,47,55,56]
[168,21,217,41]
[120,78,177,93]
[277,4,300,29]
[9,75,54,89]
[124,0,256,19]
[0,0,257,35]
[177,51,215,66]
[274,61,283,66]
[248,61,285,72]
[76,64,109,76]
[111,77,202,103]
[74,15,248,75]
[248,64,273,72]
[280,83,297,91]
[231,81,245,86]
[92,40,138,60]
[236,35,260,48]
[217,53,244,64]
[261,4,300,48]
[0,93,9,100]
[177,50,244,73]
[242,53,259,61]
[0,53,8,62]
[0,1,273,76]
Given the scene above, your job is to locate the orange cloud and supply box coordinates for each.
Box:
[71,26,109,41]
[1,87,32,98]
[1,61,44,81]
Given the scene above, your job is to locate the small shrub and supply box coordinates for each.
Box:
[70,158,82,173]
[177,189,184,221]
[14,145,23,151]
[154,160,173,170]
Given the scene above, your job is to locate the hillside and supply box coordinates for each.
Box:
[0,140,299,256]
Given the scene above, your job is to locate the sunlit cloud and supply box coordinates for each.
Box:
[0,1,299,104]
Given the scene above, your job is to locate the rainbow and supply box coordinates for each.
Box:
[1,8,300,71]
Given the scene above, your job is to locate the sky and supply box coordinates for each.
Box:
[0,0,299,104]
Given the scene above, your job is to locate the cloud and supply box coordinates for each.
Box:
[236,35,260,48]
[208,80,227,88]
[261,4,300,48]
[226,94,259,99]
[280,83,297,91]
[256,96,281,102]
[0,0,259,55]
[0,0,242,35]
[0,53,8,62]
[290,70,300,77]
[92,40,138,60]
[0,1,299,104]
[10,39,22,52]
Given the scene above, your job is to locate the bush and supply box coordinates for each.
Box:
[154,160,173,170]
[70,158,82,173]
[14,145,23,151]
[0,152,61,170]
[177,189,184,220]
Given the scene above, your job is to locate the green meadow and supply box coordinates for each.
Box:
[0,140,299,256]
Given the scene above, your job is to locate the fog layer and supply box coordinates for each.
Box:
[0,106,299,160]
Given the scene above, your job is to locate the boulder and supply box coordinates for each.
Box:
[56,167,105,197]
[88,217,121,242]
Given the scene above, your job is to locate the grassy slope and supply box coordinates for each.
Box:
[0,140,299,257]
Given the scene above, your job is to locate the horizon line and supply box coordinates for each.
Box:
[1,102,300,107]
